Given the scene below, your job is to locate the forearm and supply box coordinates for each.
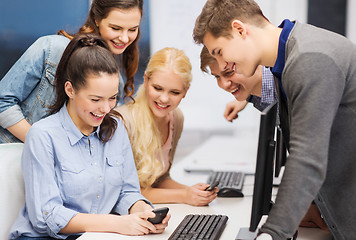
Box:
[7,119,31,142]
[156,177,186,189]
[60,213,119,234]
[141,186,187,204]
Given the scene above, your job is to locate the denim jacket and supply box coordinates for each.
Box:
[0,35,124,143]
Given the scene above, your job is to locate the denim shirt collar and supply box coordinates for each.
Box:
[58,103,100,145]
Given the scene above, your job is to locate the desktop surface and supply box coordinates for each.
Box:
[78,136,332,240]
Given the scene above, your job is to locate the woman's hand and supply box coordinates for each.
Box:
[129,200,153,214]
[184,183,218,206]
[150,213,171,234]
[114,210,156,235]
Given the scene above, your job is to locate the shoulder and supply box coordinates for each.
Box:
[116,104,132,118]
[173,108,184,123]
[26,35,70,65]
[32,35,70,51]
[115,104,134,127]
[172,108,184,134]
[27,114,60,140]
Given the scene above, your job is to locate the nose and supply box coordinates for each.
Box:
[218,76,232,91]
[159,92,169,103]
[119,30,129,44]
[100,101,112,114]
[215,57,227,72]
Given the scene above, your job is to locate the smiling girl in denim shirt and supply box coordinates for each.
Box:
[0,0,143,143]
[9,33,170,240]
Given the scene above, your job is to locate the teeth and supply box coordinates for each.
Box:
[92,113,104,118]
[231,87,239,93]
[113,41,124,47]
[157,103,168,108]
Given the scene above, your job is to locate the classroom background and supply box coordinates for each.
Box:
[1,0,355,156]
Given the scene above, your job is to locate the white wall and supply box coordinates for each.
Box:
[346,0,356,44]
[149,0,308,132]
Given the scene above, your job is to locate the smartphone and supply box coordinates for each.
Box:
[204,180,219,191]
[147,207,169,224]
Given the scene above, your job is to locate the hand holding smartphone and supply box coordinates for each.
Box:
[204,180,219,191]
[147,207,169,224]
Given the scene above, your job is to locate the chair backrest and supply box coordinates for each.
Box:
[0,143,25,240]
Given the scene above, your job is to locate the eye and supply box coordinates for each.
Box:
[129,27,138,32]
[217,49,222,56]
[91,99,99,102]
[214,75,221,81]
[171,91,181,95]
[153,86,162,91]
[111,26,121,31]
[223,71,234,77]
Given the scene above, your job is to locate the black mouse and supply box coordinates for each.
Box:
[218,188,244,197]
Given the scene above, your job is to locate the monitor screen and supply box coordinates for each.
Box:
[249,101,278,232]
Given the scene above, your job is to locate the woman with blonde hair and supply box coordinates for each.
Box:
[117,47,218,206]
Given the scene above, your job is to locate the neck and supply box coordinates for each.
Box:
[259,24,282,67]
[66,102,94,136]
[154,113,170,127]
[251,66,263,97]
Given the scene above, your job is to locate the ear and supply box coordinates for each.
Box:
[182,86,190,98]
[64,81,75,98]
[231,20,247,39]
[144,74,149,88]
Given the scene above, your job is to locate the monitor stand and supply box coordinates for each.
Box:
[235,227,258,240]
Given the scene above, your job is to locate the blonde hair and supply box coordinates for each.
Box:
[126,47,192,188]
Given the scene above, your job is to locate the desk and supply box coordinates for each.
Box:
[78,136,332,240]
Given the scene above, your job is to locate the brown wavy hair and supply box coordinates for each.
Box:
[58,0,144,100]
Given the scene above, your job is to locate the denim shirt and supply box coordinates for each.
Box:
[9,104,149,239]
[0,35,125,143]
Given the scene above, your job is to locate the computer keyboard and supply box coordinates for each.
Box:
[207,171,245,197]
[168,214,228,240]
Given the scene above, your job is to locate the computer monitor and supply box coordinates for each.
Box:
[274,125,287,177]
[236,101,278,240]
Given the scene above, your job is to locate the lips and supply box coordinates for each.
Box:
[91,112,105,120]
[230,85,241,96]
[111,40,126,49]
[155,102,169,109]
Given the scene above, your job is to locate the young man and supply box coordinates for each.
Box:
[200,46,277,122]
[193,0,356,240]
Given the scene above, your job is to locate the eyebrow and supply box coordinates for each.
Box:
[89,93,118,98]
[109,23,139,29]
[221,68,231,75]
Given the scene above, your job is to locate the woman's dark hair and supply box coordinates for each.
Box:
[58,0,144,101]
[50,33,122,142]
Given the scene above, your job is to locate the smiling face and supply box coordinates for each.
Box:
[144,69,188,119]
[97,7,141,55]
[209,61,262,101]
[65,72,119,135]
[203,21,261,78]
